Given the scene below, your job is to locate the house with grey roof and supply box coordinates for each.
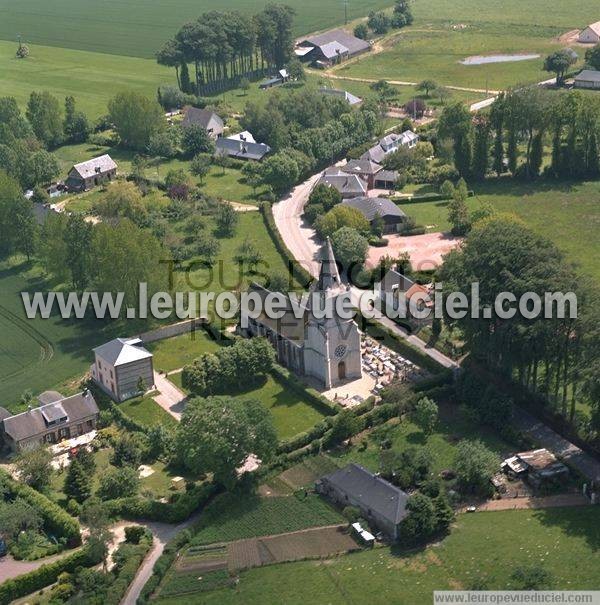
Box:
[296,29,370,67]
[316,463,409,540]
[373,169,400,190]
[574,69,600,90]
[319,87,362,105]
[579,22,600,44]
[216,136,271,161]
[361,130,419,164]
[181,107,224,139]
[0,391,99,452]
[341,196,407,233]
[91,337,154,402]
[341,159,382,188]
[65,154,117,192]
[376,268,433,324]
[316,169,368,198]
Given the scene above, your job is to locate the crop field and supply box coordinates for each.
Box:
[190,494,344,546]
[337,23,571,91]
[401,179,600,283]
[0,0,394,58]
[158,506,600,604]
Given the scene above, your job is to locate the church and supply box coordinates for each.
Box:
[240,240,362,389]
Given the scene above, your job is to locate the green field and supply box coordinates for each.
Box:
[159,506,600,604]
[0,0,394,58]
[147,331,221,373]
[401,179,600,283]
[190,494,344,546]
[119,394,178,428]
[337,24,570,91]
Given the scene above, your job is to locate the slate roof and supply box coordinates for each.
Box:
[342,159,383,176]
[319,87,362,105]
[361,144,386,164]
[341,196,406,221]
[0,408,11,422]
[317,171,368,196]
[216,138,271,161]
[181,107,223,131]
[320,463,409,525]
[575,69,600,83]
[303,29,370,56]
[374,169,399,183]
[583,21,600,36]
[93,337,153,367]
[319,41,350,59]
[38,391,64,406]
[2,391,99,443]
[379,268,416,294]
[71,155,117,179]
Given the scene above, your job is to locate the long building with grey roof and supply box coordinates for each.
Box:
[296,28,370,67]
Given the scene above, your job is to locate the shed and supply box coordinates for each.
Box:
[341,196,407,233]
[574,69,600,90]
[579,22,600,44]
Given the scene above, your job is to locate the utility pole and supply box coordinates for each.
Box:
[344,0,348,24]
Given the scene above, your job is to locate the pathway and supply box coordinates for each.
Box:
[152,371,187,421]
[464,493,590,512]
[0,550,74,584]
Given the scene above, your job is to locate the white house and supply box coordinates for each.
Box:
[579,22,600,44]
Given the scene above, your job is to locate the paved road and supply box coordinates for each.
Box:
[152,371,187,421]
[514,408,600,483]
[272,171,459,371]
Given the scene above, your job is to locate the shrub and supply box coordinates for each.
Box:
[124,525,146,544]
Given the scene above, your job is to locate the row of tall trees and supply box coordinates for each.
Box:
[157,4,295,93]
[439,214,600,431]
[439,89,600,181]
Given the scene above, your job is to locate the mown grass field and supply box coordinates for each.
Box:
[147,331,221,373]
[190,494,344,546]
[0,0,394,58]
[337,23,572,91]
[119,394,178,428]
[401,179,600,283]
[158,506,600,604]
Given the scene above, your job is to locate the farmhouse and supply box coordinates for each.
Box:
[316,463,409,540]
[0,391,99,452]
[341,196,407,234]
[341,159,382,188]
[65,154,117,192]
[91,337,154,402]
[296,29,370,67]
[361,130,419,164]
[502,449,569,488]
[319,87,362,105]
[216,136,271,161]
[181,107,224,138]
[316,169,368,198]
[579,22,600,44]
[574,69,600,90]
[241,240,362,389]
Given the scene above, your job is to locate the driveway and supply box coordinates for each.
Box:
[0,551,72,584]
[366,231,462,272]
[152,372,186,421]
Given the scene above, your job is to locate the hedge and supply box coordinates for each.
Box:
[104,481,219,524]
[402,226,427,236]
[0,471,81,547]
[0,547,99,605]
[103,531,153,605]
[260,202,312,288]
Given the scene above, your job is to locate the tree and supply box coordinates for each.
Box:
[65,214,93,289]
[371,212,385,238]
[64,459,92,503]
[404,98,427,119]
[434,86,452,105]
[367,11,391,34]
[543,49,577,86]
[63,96,90,143]
[307,183,342,211]
[14,445,53,491]
[156,38,185,90]
[412,397,438,435]
[213,152,233,175]
[438,102,473,177]
[25,149,60,189]
[111,434,142,468]
[97,466,140,500]
[326,410,361,446]
[190,154,211,184]
[287,57,306,81]
[417,79,438,98]
[94,181,147,224]
[471,115,490,180]
[240,78,251,96]
[585,44,600,70]
[215,201,238,236]
[315,205,370,239]
[148,130,178,159]
[181,124,215,157]
[0,172,33,257]
[511,565,553,590]
[453,439,497,495]
[399,493,437,542]
[16,43,30,59]
[31,185,50,205]
[235,237,263,273]
[0,497,42,541]
[354,23,369,40]
[447,178,471,235]
[176,396,277,488]
[108,91,165,151]
[392,0,413,28]
[370,80,397,104]
[331,227,369,269]
[26,91,63,147]
[259,152,299,194]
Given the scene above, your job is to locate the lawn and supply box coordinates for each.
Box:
[401,179,600,283]
[0,0,395,58]
[190,493,344,546]
[119,395,178,428]
[337,23,572,91]
[159,506,600,604]
[147,331,221,373]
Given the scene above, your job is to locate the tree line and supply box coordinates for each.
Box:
[157,4,296,94]
[438,88,600,181]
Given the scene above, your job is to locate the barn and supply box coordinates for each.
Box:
[579,22,600,44]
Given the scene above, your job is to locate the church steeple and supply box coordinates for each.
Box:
[314,237,342,294]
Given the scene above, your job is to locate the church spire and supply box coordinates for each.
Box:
[314,237,342,294]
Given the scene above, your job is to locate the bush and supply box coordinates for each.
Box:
[368,236,389,247]
[124,525,146,544]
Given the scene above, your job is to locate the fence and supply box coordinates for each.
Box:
[137,318,208,344]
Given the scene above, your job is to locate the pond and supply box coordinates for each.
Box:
[460,53,540,65]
